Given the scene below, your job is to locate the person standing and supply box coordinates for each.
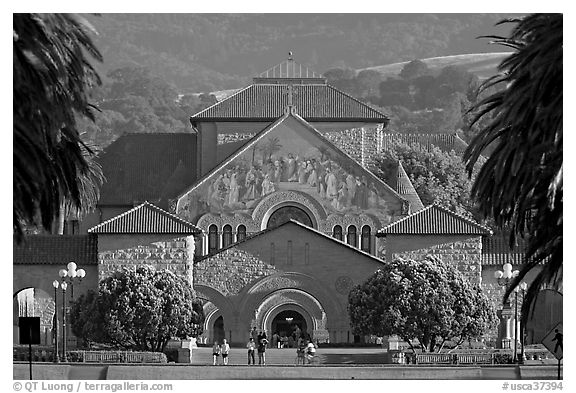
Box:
[246,337,256,365]
[212,341,221,366]
[250,327,258,343]
[258,336,268,365]
[221,339,230,365]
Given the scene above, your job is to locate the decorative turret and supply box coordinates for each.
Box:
[395,161,424,212]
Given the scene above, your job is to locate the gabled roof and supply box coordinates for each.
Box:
[395,161,424,212]
[197,219,385,265]
[377,204,492,236]
[96,133,197,208]
[88,201,202,235]
[178,109,405,204]
[190,84,389,123]
[13,235,98,265]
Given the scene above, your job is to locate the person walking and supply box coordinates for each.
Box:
[246,337,256,365]
[258,336,268,365]
[221,339,230,365]
[305,340,316,364]
[212,341,221,366]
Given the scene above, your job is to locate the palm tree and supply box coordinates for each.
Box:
[463,14,562,323]
[13,14,104,241]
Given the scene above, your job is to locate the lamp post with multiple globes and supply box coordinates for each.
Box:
[52,280,60,363]
[56,261,87,362]
[517,281,528,364]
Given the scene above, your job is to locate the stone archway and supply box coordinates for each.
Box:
[254,288,328,342]
[253,190,327,230]
[13,288,56,346]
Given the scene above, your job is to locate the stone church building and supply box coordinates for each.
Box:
[14,57,558,348]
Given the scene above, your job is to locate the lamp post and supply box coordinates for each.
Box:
[60,281,68,362]
[494,263,519,355]
[519,281,528,364]
[52,280,60,363]
[58,261,87,355]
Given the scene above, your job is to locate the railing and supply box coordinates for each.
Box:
[455,353,494,364]
[81,351,166,363]
[414,353,454,364]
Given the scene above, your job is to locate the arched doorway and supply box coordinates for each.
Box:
[271,310,308,339]
[213,316,225,344]
[13,288,55,345]
[267,205,313,229]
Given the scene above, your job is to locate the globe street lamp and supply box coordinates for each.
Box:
[60,280,68,362]
[58,262,87,356]
[518,281,528,364]
[52,280,60,363]
[494,263,519,354]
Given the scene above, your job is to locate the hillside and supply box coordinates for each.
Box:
[361,52,511,81]
[206,52,510,100]
[84,13,520,93]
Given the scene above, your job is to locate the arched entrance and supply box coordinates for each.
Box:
[271,309,308,338]
[267,205,313,229]
[213,316,225,344]
[13,288,55,345]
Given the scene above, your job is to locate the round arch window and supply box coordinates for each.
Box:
[267,205,313,229]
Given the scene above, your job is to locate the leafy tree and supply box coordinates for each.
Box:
[372,141,478,218]
[355,70,382,98]
[71,265,205,351]
[348,256,496,352]
[13,13,104,241]
[399,59,431,80]
[463,14,563,323]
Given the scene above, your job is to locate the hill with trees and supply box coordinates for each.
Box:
[84,14,519,93]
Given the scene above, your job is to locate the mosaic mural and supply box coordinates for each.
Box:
[177,119,401,225]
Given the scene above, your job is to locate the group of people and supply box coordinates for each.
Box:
[203,150,385,214]
[247,327,269,366]
[210,327,317,366]
[211,338,231,366]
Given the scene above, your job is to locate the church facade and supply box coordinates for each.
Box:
[15,57,545,348]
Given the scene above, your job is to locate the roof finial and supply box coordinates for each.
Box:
[288,51,294,61]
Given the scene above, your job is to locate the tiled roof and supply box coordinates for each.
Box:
[395,161,424,212]
[97,133,197,208]
[380,133,469,153]
[88,202,202,235]
[482,233,527,266]
[377,204,492,235]
[13,235,98,265]
[190,84,389,122]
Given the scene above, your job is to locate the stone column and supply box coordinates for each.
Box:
[497,305,514,349]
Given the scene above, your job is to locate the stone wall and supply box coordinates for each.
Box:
[194,248,279,296]
[385,234,483,285]
[96,234,195,285]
